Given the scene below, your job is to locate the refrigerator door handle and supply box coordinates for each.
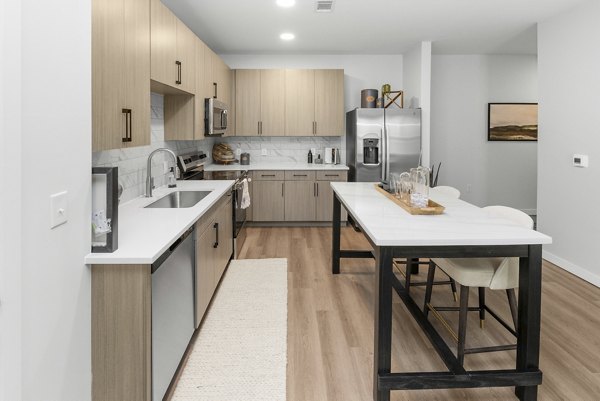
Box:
[381,127,387,182]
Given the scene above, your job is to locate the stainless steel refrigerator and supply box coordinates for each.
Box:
[346,108,421,183]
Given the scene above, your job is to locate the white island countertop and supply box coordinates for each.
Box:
[331,182,552,247]
[205,162,349,171]
[85,180,235,265]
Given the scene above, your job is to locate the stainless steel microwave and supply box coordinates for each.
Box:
[205,98,228,136]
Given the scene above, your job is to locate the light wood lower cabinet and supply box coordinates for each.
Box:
[284,181,316,221]
[249,170,347,223]
[315,181,348,222]
[92,264,152,401]
[92,194,233,401]
[252,180,285,222]
[195,194,233,327]
[195,223,216,325]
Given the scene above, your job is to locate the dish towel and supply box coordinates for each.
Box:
[240,178,251,209]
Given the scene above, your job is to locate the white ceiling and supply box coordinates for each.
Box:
[162,0,586,55]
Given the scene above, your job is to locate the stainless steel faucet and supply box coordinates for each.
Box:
[145,148,178,197]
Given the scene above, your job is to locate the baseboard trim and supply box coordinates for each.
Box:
[543,250,600,288]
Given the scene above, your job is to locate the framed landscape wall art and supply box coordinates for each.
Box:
[488,103,538,141]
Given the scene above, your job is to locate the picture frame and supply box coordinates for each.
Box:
[488,103,538,142]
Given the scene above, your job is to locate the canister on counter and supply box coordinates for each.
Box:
[361,89,378,108]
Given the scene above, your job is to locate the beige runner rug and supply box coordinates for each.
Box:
[172,258,288,401]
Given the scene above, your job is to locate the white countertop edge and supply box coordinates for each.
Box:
[204,162,349,171]
[84,180,235,265]
[331,182,553,247]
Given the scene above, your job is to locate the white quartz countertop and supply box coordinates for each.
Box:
[204,162,349,171]
[85,180,235,265]
[331,182,552,247]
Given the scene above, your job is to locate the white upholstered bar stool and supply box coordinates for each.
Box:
[395,186,461,299]
[423,206,534,366]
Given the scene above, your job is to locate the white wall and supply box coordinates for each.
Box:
[1,0,23,399]
[402,42,432,167]
[538,0,600,287]
[430,55,538,211]
[1,0,93,400]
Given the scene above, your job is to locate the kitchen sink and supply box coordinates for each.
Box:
[145,191,211,209]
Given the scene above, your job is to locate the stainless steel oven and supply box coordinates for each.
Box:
[205,98,228,136]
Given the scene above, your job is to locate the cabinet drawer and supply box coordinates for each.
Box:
[285,171,316,181]
[252,171,285,181]
[195,192,231,234]
[316,171,347,181]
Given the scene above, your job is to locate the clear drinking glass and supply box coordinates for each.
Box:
[399,172,411,203]
[410,166,430,208]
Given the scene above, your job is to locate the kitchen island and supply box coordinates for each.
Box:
[330,182,552,401]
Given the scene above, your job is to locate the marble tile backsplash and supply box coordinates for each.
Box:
[92,93,343,202]
[218,136,343,164]
[92,93,215,202]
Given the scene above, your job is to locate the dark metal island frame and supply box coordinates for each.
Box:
[330,182,552,401]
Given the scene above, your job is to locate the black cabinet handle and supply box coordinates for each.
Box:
[314,182,316,197]
[282,182,284,197]
[261,174,276,177]
[258,121,260,135]
[325,174,339,177]
[293,174,307,177]
[175,61,182,85]
[121,108,132,142]
[317,182,319,197]
[213,222,219,248]
[213,82,217,98]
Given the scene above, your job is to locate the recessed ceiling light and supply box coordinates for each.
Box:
[276,0,295,7]
[280,32,295,41]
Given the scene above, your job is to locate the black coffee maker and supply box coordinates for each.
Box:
[363,138,379,165]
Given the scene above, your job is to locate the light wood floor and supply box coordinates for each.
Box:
[238,226,600,401]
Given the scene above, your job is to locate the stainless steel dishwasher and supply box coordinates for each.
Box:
[152,227,196,401]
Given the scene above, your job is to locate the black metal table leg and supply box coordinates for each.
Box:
[515,245,543,401]
[373,246,394,401]
[332,193,341,274]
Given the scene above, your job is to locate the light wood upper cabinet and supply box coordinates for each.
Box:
[175,20,196,94]
[236,69,285,136]
[150,0,195,93]
[261,69,285,135]
[314,69,344,136]
[285,69,316,136]
[194,38,206,139]
[150,0,176,86]
[92,0,150,152]
[236,70,261,135]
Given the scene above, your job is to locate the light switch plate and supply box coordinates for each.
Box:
[261,148,268,156]
[50,191,68,229]
[573,154,589,168]
[235,148,242,157]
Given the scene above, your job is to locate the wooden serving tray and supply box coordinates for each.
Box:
[374,184,445,215]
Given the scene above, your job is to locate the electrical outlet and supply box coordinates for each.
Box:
[235,148,242,157]
[261,148,268,156]
[163,161,170,174]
